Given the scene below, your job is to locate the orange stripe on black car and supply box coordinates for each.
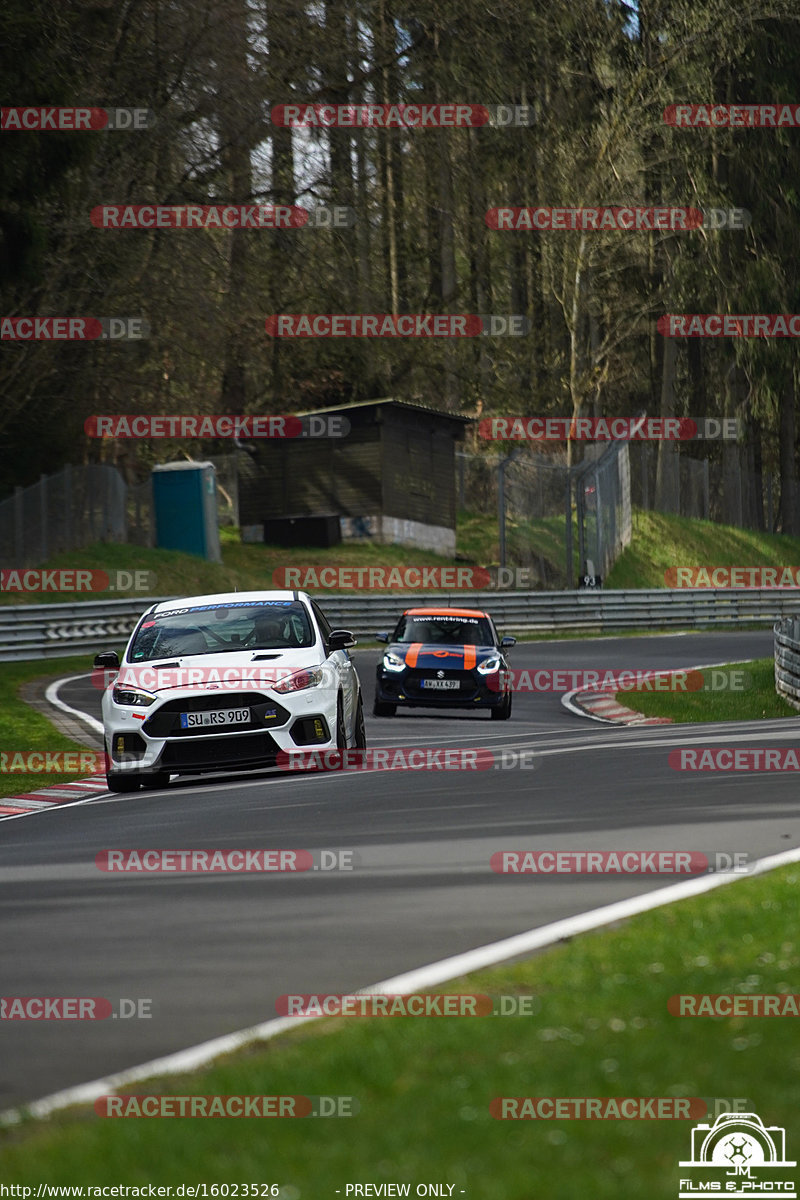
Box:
[405,643,422,667]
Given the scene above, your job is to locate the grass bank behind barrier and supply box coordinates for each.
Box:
[605,510,800,589]
[7,508,800,605]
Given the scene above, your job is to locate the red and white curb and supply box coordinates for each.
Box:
[564,688,672,725]
[0,777,108,817]
[561,659,756,726]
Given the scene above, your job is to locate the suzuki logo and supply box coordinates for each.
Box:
[436,670,445,678]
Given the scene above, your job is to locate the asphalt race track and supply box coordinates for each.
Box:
[2,630,798,1111]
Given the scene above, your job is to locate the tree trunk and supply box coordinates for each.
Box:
[216,0,255,413]
[779,370,797,534]
[654,335,680,512]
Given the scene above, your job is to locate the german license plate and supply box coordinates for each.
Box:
[421,679,459,690]
[180,708,250,728]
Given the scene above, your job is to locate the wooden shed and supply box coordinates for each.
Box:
[238,398,471,554]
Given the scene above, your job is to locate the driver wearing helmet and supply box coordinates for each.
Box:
[252,612,285,648]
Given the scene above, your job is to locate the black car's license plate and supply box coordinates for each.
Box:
[420,679,459,690]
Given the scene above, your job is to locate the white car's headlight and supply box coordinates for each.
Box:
[477,656,501,675]
[382,652,406,672]
[272,667,325,694]
[112,685,157,706]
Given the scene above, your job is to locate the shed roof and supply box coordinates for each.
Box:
[293,397,473,425]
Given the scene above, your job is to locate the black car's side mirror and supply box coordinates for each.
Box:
[94,651,120,669]
[500,636,517,648]
[328,630,357,652]
[375,631,389,643]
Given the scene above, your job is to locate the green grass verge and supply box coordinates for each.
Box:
[606,510,800,589]
[0,656,102,798]
[2,865,799,1193]
[616,658,797,723]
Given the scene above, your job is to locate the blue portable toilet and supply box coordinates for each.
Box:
[151,462,222,561]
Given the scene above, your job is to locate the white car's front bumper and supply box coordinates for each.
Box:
[102,681,341,775]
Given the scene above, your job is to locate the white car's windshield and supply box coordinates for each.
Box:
[128,601,315,661]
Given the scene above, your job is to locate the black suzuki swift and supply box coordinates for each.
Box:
[373,606,516,719]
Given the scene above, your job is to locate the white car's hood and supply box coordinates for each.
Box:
[116,648,324,694]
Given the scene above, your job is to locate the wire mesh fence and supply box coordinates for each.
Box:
[0,457,239,567]
[574,441,632,583]
[456,441,632,586]
[0,465,129,567]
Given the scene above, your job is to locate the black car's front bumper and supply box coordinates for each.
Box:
[374,666,505,709]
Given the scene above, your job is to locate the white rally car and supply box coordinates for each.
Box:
[94,590,366,792]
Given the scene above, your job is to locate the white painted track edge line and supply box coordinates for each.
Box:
[4,842,800,1127]
[561,687,618,723]
[44,674,104,735]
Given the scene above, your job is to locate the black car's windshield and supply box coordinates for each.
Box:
[394,614,494,646]
[127,601,315,661]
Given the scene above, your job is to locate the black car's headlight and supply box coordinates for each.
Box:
[382,651,406,672]
[112,685,157,707]
[477,656,502,675]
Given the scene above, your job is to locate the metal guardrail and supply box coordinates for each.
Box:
[774,617,800,711]
[2,589,800,661]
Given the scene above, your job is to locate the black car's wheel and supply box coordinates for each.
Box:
[140,772,171,790]
[491,692,512,720]
[353,694,367,748]
[373,699,396,717]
